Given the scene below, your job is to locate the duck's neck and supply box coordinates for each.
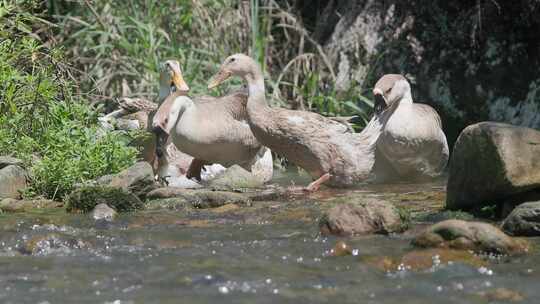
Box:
[245,69,270,121]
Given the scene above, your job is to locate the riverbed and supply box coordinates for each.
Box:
[0,171,538,303]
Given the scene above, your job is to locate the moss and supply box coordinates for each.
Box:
[65,186,144,213]
[419,210,474,223]
[395,206,411,230]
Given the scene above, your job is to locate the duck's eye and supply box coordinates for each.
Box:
[386,87,392,94]
[230,57,236,63]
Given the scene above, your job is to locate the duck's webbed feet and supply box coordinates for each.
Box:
[186,159,208,181]
[305,173,331,192]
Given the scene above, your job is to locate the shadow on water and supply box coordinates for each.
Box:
[0,170,538,303]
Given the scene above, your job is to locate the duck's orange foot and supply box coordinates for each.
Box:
[305,173,331,192]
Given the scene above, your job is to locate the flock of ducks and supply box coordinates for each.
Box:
[125,54,449,191]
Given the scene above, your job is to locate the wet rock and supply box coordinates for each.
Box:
[146,189,251,210]
[91,203,118,221]
[319,198,405,236]
[19,233,88,256]
[502,201,540,236]
[147,187,189,199]
[0,156,23,169]
[412,219,528,255]
[330,240,353,257]
[419,210,474,223]
[477,288,524,302]
[0,164,27,199]
[96,161,158,199]
[66,186,144,213]
[447,122,540,211]
[207,165,263,190]
[0,198,62,212]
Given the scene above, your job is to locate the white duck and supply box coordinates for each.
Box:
[371,74,449,181]
[152,60,273,183]
[208,54,384,190]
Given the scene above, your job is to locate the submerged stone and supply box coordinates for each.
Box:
[320,198,405,236]
[412,219,528,255]
[91,203,118,221]
[18,233,89,256]
[65,186,144,213]
[502,201,540,236]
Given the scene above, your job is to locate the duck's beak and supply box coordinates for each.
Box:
[372,88,387,114]
[171,67,190,92]
[208,68,232,89]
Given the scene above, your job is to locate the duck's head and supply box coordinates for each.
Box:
[372,74,411,114]
[208,54,257,89]
[159,60,190,93]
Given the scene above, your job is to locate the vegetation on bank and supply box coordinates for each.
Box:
[0,1,137,200]
[1,0,376,199]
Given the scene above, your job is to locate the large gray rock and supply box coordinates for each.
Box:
[502,201,540,236]
[446,122,540,211]
[97,161,157,199]
[0,165,27,199]
[412,219,528,255]
[319,198,405,236]
[91,203,118,221]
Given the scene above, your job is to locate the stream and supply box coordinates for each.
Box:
[0,171,538,303]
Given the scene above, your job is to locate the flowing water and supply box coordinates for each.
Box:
[0,171,538,303]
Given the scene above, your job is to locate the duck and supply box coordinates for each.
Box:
[152,59,273,183]
[371,74,449,181]
[208,54,384,190]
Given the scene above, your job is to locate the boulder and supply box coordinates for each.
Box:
[447,122,540,211]
[412,219,528,255]
[207,165,264,190]
[0,164,27,199]
[502,201,540,236]
[91,203,118,221]
[96,161,157,199]
[65,186,144,213]
[319,198,405,236]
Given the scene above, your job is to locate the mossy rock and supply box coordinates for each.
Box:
[65,186,144,213]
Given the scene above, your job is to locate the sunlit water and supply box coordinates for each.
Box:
[0,171,538,303]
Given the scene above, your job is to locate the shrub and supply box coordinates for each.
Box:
[0,1,137,200]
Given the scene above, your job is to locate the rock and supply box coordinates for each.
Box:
[412,219,528,255]
[97,161,157,199]
[0,165,27,199]
[502,201,540,236]
[319,198,405,236]
[207,165,264,190]
[0,156,23,169]
[477,288,524,302]
[65,186,144,213]
[330,240,353,257]
[0,198,62,212]
[18,233,88,256]
[145,189,252,210]
[447,122,540,211]
[91,203,118,221]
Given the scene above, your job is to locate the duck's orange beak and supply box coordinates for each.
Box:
[171,67,189,92]
[208,68,232,89]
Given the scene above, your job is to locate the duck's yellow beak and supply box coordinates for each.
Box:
[208,68,232,89]
[172,72,189,92]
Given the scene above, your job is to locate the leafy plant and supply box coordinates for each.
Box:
[0,1,137,200]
